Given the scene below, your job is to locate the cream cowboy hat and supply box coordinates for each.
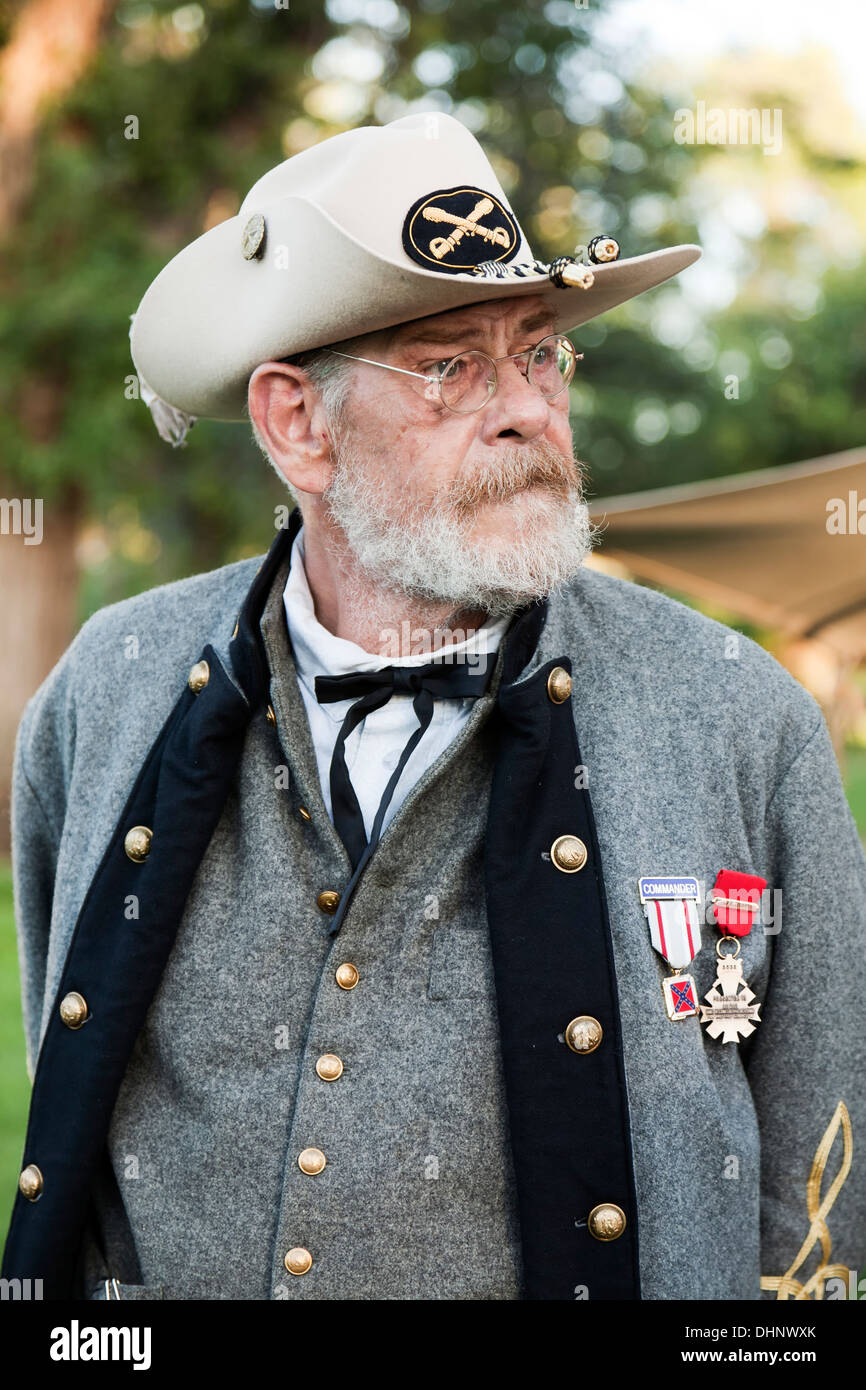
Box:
[130,110,701,443]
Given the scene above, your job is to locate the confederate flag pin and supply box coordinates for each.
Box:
[699,869,767,1044]
[638,875,702,1020]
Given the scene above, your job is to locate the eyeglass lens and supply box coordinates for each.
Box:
[528,336,576,396]
[437,335,577,413]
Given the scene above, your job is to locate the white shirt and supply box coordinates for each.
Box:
[283,526,509,842]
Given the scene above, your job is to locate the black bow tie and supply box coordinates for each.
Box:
[315,656,495,870]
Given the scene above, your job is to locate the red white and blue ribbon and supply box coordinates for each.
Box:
[638,875,702,970]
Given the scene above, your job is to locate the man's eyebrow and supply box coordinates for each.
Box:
[397,307,555,350]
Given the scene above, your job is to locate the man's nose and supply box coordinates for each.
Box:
[477,358,553,443]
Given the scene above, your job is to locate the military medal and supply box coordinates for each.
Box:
[638,876,702,1020]
[699,869,767,1044]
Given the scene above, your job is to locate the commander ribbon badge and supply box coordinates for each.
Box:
[639,869,768,1042]
[638,875,702,1021]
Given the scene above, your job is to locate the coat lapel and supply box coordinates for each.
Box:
[484,608,641,1299]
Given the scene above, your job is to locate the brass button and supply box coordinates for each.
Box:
[284,1246,312,1276]
[588,1202,627,1241]
[316,1053,343,1082]
[18,1164,43,1201]
[335,962,359,991]
[266,704,276,727]
[298,1147,327,1176]
[298,806,312,822]
[547,666,573,704]
[550,834,587,873]
[188,659,210,694]
[124,826,152,863]
[565,1015,602,1054]
[317,890,341,914]
[59,991,89,1030]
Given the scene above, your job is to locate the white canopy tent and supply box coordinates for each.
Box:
[587,447,866,659]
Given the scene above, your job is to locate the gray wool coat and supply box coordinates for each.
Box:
[9,540,866,1300]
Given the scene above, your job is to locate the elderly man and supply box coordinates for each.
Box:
[4,113,865,1303]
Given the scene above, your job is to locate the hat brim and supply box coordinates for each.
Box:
[130,196,701,421]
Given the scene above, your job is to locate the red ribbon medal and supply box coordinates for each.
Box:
[710,869,766,937]
[700,869,767,1043]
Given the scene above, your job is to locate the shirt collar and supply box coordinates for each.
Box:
[283,523,511,709]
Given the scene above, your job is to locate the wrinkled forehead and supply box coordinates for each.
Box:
[368,293,558,353]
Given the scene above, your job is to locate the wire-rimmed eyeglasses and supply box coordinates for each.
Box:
[329,333,582,415]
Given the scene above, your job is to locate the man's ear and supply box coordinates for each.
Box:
[248,363,335,496]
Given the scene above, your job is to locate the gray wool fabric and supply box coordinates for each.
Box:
[11,541,866,1301]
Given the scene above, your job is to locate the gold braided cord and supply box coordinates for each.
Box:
[760,1100,853,1300]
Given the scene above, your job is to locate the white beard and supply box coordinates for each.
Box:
[322,436,596,619]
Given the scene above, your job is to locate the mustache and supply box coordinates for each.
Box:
[444,442,583,513]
